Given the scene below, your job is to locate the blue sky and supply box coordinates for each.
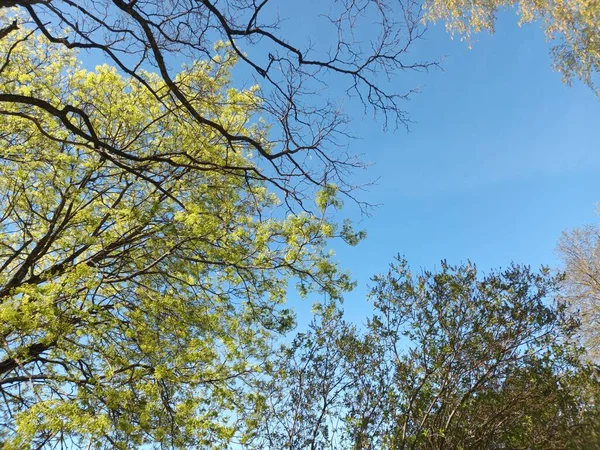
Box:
[289,11,600,327]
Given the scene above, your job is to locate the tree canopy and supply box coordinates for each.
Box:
[254,259,600,449]
[0,25,356,449]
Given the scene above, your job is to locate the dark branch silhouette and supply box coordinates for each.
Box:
[1,0,437,209]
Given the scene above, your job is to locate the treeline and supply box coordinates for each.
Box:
[253,259,600,449]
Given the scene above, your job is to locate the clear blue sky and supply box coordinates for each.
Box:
[288,11,600,327]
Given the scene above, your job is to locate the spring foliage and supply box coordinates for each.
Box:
[0,23,354,449]
[425,0,600,89]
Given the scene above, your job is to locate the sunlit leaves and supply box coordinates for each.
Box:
[0,22,354,449]
[425,0,600,89]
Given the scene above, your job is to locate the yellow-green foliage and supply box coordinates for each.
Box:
[425,0,600,88]
[0,20,354,449]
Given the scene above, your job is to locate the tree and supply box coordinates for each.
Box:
[0,26,357,449]
[558,213,600,360]
[255,258,600,449]
[424,0,600,89]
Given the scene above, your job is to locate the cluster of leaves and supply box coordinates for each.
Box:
[255,258,600,449]
[424,0,600,89]
[0,23,356,449]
